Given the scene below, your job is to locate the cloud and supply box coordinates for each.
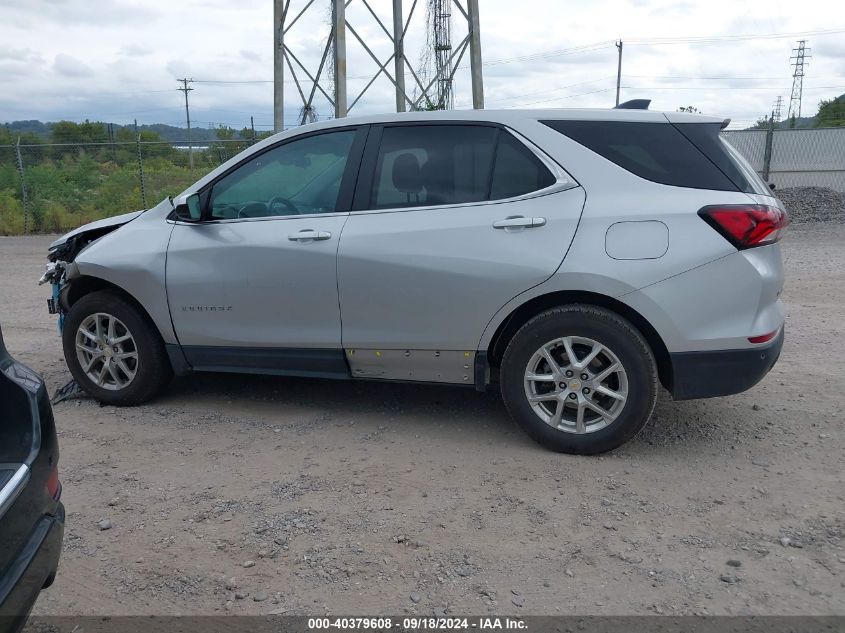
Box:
[0,46,44,64]
[0,0,842,130]
[54,53,94,77]
[120,45,153,57]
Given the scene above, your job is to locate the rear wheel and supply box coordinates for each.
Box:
[62,291,172,405]
[500,305,658,454]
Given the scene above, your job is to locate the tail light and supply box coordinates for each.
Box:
[698,204,788,249]
[46,464,62,501]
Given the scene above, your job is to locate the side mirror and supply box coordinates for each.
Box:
[173,193,202,222]
[769,182,776,191]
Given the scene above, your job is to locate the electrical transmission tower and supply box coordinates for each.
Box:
[431,0,454,109]
[272,0,484,131]
[772,95,783,122]
[787,40,811,120]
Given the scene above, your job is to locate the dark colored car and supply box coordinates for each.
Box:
[0,324,64,633]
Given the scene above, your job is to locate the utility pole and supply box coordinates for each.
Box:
[615,40,623,106]
[787,40,811,121]
[250,115,256,143]
[467,0,484,109]
[177,78,194,170]
[274,0,285,132]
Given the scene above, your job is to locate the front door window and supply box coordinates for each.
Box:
[208,131,356,219]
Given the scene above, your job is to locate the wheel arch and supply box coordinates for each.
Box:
[486,290,673,392]
[61,276,167,343]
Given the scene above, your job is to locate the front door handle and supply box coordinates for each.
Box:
[288,229,332,242]
[492,216,547,230]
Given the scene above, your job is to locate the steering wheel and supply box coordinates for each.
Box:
[237,202,270,219]
[268,196,299,215]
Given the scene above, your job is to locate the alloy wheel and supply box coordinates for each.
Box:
[75,312,138,391]
[523,336,628,434]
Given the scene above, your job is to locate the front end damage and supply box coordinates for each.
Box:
[37,210,146,333]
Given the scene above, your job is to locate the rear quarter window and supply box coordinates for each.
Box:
[541,120,738,191]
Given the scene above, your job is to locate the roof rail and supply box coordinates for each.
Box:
[615,99,651,110]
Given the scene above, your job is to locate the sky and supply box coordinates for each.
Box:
[1,0,844,132]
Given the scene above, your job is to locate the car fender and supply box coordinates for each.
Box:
[69,199,178,345]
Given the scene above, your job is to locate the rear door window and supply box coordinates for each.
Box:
[368,125,556,210]
[542,120,738,191]
[370,125,496,209]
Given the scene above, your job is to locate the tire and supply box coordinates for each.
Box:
[500,304,658,455]
[62,290,172,406]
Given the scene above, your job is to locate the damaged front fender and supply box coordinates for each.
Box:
[40,199,174,338]
[48,209,146,264]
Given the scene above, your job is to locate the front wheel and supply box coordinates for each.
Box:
[500,305,658,454]
[62,291,172,406]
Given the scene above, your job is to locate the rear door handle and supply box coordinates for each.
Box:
[288,229,332,242]
[492,216,546,229]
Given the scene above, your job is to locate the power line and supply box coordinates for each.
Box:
[625,74,843,81]
[188,26,845,87]
[507,86,617,108]
[621,85,842,90]
[190,41,617,86]
[484,76,615,104]
[625,27,845,45]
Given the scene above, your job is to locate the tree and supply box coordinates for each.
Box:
[50,120,109,144]
[815,96,845,128]
[749,115,771,130]
[215,125,237,140]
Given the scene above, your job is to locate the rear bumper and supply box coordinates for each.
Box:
[669,329,783,400]
[0,504,65,633]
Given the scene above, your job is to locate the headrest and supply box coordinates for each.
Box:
[392,153,422,194]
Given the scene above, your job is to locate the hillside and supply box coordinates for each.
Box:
[2,120,220,142]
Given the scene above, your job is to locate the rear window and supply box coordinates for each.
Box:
[541,120,738,191]
[674,123,769,195]
[490,133,556,200]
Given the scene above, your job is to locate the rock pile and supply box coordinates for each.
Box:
[775,186,845,224]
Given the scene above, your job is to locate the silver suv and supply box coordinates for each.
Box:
[41,108,787,454]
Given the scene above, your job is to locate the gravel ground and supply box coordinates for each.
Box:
[1,226,843,617]
[776,187,845,224]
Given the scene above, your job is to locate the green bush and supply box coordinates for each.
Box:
[0,142,245,235]
[0,189,24,235]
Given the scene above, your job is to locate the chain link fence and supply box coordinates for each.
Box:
[721,127,845,192]
[3,128,844,235]
[0,138,254,235]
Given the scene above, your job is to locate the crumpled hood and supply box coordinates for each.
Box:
[49,209,146,250]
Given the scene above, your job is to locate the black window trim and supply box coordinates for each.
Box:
[350,120,576,215]
[171,125,370,225]
[540,118,742,192]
